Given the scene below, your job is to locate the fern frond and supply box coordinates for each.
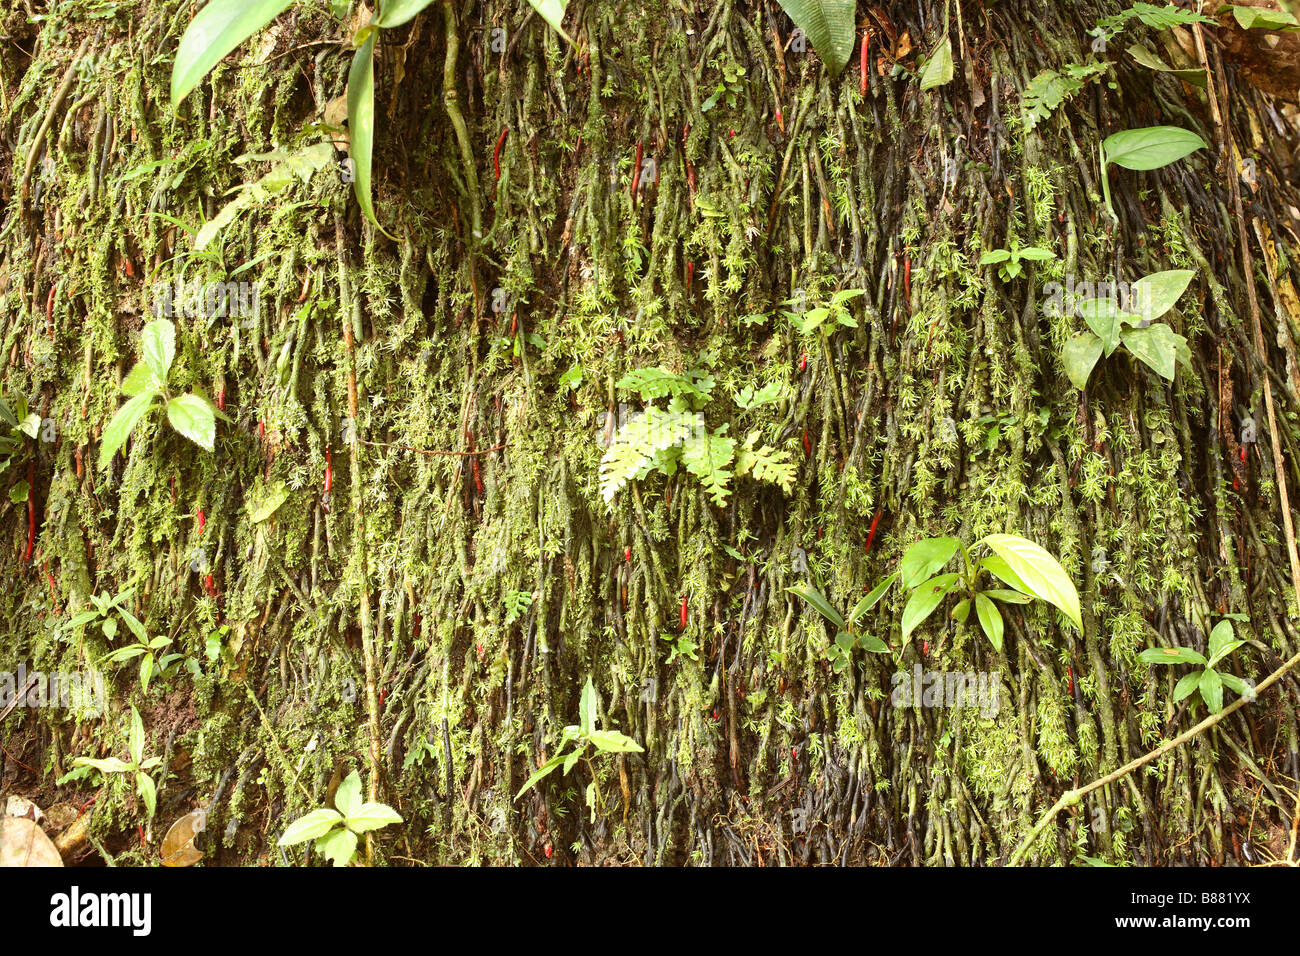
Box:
[600,408,699,503]
[735,432,797,492]
[681,429,736,506]
[616,367,709,405]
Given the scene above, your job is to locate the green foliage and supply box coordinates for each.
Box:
[782,288,864,334]
[99,319,219,470]
[1094,2,1214,42]
[600,367,794,506]
[0,394,42,498]
[919,37,954,91]
[69,706,163,818]
[795,534,1080,655]
[661,632,699,664]
[515,677,643,823]
[1021,62,1111,130]
[1061,269,1195,389]
[978,241,1056,282]
[1100,126,1207,219]
[278,770,403,867]
[101,632,190,695]
[1227,4,1299,31]
[1140,620,1252,714]
[59,584,146,644]
[775,0,856,76]
[503,590,534,626]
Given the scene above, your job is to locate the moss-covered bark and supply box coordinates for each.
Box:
[1,0,1298,866]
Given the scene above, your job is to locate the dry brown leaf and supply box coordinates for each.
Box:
[0,817,63,867]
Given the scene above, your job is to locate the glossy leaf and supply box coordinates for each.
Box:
[900,537,960,588]
[141,319,175,381]
[587,729,644,753]
[1130,269,1194,322]
[900,573,959,642]
[775,0,856,75]
[980,534,1082,631]
[1138,646,1207,666]
[1173,670,1201,703]
[523,0,573,42]
[315,826,358,866]
[374,0,439,28]
[333,770,364,818]
[171,0,296,105]
[1062,332,1104,390]
[279,808,343,845]
[166,394,217,451]
[789,583,846,630]
[99,392,156,470]
[579,676,597,737]
[346,33,383,232]
[346,802,403,833]
[1199,668,1224,713]
[974,593,1004,651]
[1120,323,1185,381]
[919,37,954,90]
[1103,125,1206,171]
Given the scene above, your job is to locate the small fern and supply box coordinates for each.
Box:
[734,431,797,492]
[681,431,737,506]
[600,407,700,503]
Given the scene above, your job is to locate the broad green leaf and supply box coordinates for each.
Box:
[1173,670,1201,703]
[523,0,573,42]
[347,33,384,233]
[374,0,439,28]
[587,730,645,753]
[166,394,217,451]
[101,645,146,664]
[789,584,846,630]
[850,572,898,623]
[131,706,146,765]
[99,392,157,470]
[141,319,176,381]
[171,0,296,105]
[1120,323,1184,380]
[985,589,1033,604]
[1077,299,1130,356]
[979,249,1012,264]
[333,770,364,818]
[1125,44,1207,87]
[1208,639,1244,668]
[980,555,1031,595]
[121,361,160,398]
[1231,4,1299,30]
[980,534,1082,631]
[919,37,954,90]
[1062,332,1104,390]
[579,677,597,737]
[1103,125,1207,171]
[281,809,343,846]
[8,480,27,504]
[1130,269,1194,321]
[1138,646,1207,666]
[346,801,403,833]
[1016,247,1056,262]
[315,826,358,867]
[563,749,582,775]
[835,630,856,651]
[72,756,132,774]
[775,0,856,76]
[974,593,1004,651]
[139,653,155,694]
[952,598,971,624]
[1218,672,1248,695]
[860,634,890,654]
[1207,619,1235,659]
[900,572,959,642]
[136,772,158,818]
[900,536,960,588]
[249,481,290,522]
[117,607,148,641]
[1199,668,1223,713]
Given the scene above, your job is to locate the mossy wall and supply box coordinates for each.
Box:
[1,0,1299,865]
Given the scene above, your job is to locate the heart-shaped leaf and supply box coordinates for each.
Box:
[1062,332,1104,390]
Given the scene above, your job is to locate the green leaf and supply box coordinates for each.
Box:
[333,770,364,818]
[681,430,736,507]
[9,480,28,504]
[515,752,568,799]
[979,249,1012,264]
[775,0,856,76]
[72,756,132,774]
[1016,247,1056,262]
[1218,672,1249,695]
[139,653,155,694]
[1102,125,1207,171]
[979,534,1082,631]
[1077,299,1130,356]
[1231,4,1299,30]
[1130,269,1194,322]
[985,589,1033,604]
[277,808,343,850]
[140,319,176,381]
[1199,668,1223,713]
[1173,670,1201,703]
[1207,619,1235,659]
[128,704,146,766]
[579,676,597,737]
[980,554,1031,595]
[315,826,358,867]
[121,361,160,398]
[974,593,1004,651]
[900,573,959,643]
[900,536,960,588]
[952,598,971,624]
[523,0,573,42]
[373,0,439,27]
[249,481,290,522]
[171,0,297,105]
[99,392,157,470]
[346,801,403,833]
[136,772,157,818]
[587,729,645,753]
[860,635,890,654]
[166,394,217,451]
[849,572,898,623]
[1125,44,1207,87]
[563,749,582,774]
[919,36,954,90]
[1138,646,1207,666]
[1120,323,1184,381]
[347,33,385,233]
[1062,332,1104,390]
[789,584,846,630]
[117,607,148,641]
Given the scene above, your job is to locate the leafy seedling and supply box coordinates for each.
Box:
[69,706,163,818]
[1140,619,1253,714]
[278,770,403,866]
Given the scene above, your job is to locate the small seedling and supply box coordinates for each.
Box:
[1140,618,1253,714]
[278,770,402,867]
[69,705,163,818]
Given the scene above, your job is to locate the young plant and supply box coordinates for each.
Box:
[1140,619,1253,714]
[1099,125,1207,221]
[171,0,568,232]
[978,241,1056,282]
[661,632,699,664]
[70,706,162,818]
[59,584,146,644]
[100,319,220,470]
[278,770,403,867]
[515,677,643,823]
[781,287,865,334]
[795,534,1082,655]
[101,632,189,694]
[1061,269,1194,389]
